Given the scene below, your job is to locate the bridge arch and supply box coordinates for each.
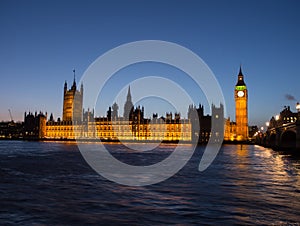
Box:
[280,130,296,149]
[269,133,276,147]
[262,136,267,146]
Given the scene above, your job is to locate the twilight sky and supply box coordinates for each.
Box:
[0,0,299,128]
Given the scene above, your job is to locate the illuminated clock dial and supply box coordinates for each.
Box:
[237,90,245,97]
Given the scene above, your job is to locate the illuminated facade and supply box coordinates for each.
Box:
[45,115,191,141]
[44,83,192,142]
[235,67,248,141]
[62,71,83,122]
[224,118,237,141]
[26,67,251,142]
[224,67,249,141]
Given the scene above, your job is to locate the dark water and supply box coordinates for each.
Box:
[1,141,300,225]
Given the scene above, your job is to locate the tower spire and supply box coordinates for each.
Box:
[73,69,76,83]
[236,66,245,86]
[64,80,67,93]
[72,69,76,90]
[238,65,243,76]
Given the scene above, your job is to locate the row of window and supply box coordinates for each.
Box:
[46,131,191,138]
[283,117,297,123]
[46,126,190,132]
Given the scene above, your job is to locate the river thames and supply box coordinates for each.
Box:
[0,140,299,225]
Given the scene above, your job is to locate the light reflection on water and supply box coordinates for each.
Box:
[0,140,299,225]
[220,145,300,225]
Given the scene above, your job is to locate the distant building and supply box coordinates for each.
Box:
[224,118,236,141]
[268,106,298,129]
[248,126,259,138]
[24,111,47,139]
[0,121,23,139]
[188,103,224,143]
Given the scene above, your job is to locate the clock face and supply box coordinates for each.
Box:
[237,90,245,97]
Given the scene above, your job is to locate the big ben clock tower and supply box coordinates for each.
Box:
[235,66,248,141]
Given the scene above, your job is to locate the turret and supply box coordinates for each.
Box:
[49,113,54,122]
[64,81,67,93]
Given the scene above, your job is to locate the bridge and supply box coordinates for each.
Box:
[255,105,300,151]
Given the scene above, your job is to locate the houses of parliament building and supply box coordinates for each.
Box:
[23,67,252,143]
[25,75,192,142]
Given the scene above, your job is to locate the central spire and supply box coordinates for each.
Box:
[127,85,132,101]
[124,86,133,119]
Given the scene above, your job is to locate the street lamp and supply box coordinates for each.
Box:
[296,102,300,112]
[266,122,270,127]
[296,102,300,150]
[275,115,280,121]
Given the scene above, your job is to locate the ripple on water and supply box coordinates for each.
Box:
[0,141,300,225]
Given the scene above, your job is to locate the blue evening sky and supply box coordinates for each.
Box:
[0,0,299,128]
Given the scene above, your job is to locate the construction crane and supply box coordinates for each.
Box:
[8,109,14,123]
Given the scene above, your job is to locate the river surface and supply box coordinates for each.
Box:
[0,140,300,225]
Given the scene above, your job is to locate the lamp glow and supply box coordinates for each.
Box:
[296,102,300,112]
